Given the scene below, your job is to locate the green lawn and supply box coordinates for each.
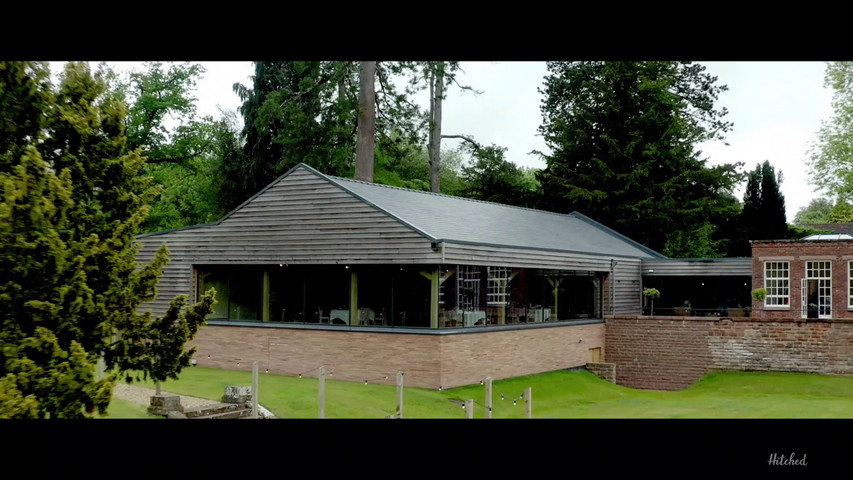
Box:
[111,367,853,419]
[97,398,161,419]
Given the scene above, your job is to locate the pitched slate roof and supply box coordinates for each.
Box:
[317,167,664,259]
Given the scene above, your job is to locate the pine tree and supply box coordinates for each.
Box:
[0,62,215,418]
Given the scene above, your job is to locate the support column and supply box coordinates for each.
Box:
[430,268,439,329]
[262,270,270,322]
[350,271,358,325]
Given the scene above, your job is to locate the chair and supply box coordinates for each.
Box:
[318,308,330,324]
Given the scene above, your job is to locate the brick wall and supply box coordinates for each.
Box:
[605,315,853,390]
[438,323,604,388]
[752,240,853,319]
[189,322,604,389]
[586,362,616,383]
[605,316,712,390]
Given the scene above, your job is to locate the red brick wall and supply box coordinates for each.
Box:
[605,316,712,390]
[752,240,853,319]
[189,322,604,389]
[605,315,853,390]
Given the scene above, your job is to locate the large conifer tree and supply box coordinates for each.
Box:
[0,62,215,418]
[537,61,742,256]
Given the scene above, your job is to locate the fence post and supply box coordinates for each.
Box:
[524,387,532,419]
[252,361,259,418]
[396,371,404,419]
[485,377,493,419]
[96,357,104,381]
[465,399,474,419]
[319,366,326,419]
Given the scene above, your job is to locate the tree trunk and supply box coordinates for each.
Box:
[428,63,445,193]
[355,61,376,182]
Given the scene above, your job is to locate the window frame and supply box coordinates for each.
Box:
[763,261,790,309]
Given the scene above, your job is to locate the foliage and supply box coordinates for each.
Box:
[0,62,215,418]
[105,62,231,233]
[793,197,834,225]
[460,143,539,207]
[751,288,767,301]
[808,62,853,201]
[536,61,742,254]
[642,288,661,298]
[225,61,425,211]
[828,199,853,222]
[725,161,789,256]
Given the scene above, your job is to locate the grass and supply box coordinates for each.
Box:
[113,366,853,419]
[96,398,161,419]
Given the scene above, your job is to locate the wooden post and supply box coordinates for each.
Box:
[350,272,358,325]
[430,269,439,329]
[396,371,404,419]
[252,361,259,418]
[524,387,532,419]
[96,356,104,381]
[262,270,270,322]
[317,367,326,418]
[465,399,474,419]
[485,377,493,419]
[319,366,326,419]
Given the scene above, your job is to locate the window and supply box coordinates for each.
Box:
[764,261,789,307]
[849,261,853,309]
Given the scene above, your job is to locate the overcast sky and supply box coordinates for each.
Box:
[101,61,835,222]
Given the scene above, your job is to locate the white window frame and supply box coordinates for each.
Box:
[805,260,832,319]
[849,261,853,309]
[764,261,790,308]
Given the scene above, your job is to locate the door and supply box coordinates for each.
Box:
[804,261,831,319]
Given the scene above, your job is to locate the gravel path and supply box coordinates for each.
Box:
[113,383,226,410]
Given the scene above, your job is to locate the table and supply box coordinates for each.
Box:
[330,309,350,325]
[463,310,487,327]
[529,308,551,322]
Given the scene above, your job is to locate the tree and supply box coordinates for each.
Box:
[460,143,538,207]
[723,161,789,256]
[793,197,834,225]
[105,62,230,233]
[808,62,853,201]
[743,161,788,238]
[537,61,741,254]
[0,62,215,418]
[355,61,376,182]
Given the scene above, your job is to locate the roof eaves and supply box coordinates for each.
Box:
[568,212,667,259]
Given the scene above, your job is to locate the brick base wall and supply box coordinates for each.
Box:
[189,322,604,389]
[586,362,616,383]
[605,316,853,390]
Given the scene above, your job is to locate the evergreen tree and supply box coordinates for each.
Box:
[726,160,789,256]
[460,143,538,207]
[537,61,741,255]
[0,62,215,418]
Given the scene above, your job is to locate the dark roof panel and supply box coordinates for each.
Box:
[321,169,663,259]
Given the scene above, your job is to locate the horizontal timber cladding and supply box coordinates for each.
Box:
[642,258,752,276]
[612,259,642,315]
[136,168,441,316]
[440,242,618,271]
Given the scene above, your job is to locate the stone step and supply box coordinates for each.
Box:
[183,403,251,418]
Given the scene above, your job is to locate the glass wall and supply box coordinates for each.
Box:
[196,264,603,328]
[198,266,262,321]
[439,267,603,328]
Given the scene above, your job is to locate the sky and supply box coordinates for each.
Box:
[95,61,835,222]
